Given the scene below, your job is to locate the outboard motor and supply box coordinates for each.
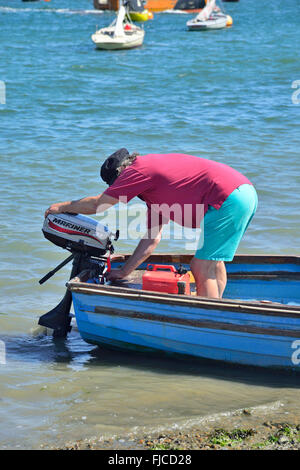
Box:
[38,213,119,338]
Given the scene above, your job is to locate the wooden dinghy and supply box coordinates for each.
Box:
[68,254,300,370]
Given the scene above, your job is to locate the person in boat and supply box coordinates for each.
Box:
[45,150,257,299]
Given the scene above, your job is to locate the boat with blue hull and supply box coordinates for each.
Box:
[68,254,300,370]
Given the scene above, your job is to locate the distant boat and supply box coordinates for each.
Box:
[91,4,145,50]
[187,0,230,30]
[125,0,154,21]
[93,0,206,13]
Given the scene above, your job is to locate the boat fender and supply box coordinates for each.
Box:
[226,15,233,27]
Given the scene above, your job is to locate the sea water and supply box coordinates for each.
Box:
[0,0,299,449]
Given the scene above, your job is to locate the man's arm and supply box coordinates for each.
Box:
[44,193,119,218]
[106,225,163,281]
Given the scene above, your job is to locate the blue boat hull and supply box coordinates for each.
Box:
[69,254,300,370]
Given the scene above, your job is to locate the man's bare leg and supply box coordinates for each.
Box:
[216,261,227,298]
[190,257,219,298]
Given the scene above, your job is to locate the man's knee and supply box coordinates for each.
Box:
[190,257,217,279]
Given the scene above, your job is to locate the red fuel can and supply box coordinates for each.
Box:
[142,264,191,295]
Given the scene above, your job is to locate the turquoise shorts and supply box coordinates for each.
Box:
[195,184,258,262]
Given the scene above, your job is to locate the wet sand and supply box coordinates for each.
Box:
[51,401,300,451]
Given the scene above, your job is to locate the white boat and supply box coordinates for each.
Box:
[187,0,228,31]
[91,5,145,50]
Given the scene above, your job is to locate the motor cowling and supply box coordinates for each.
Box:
[42,213,117,257]
[39,213,118,337]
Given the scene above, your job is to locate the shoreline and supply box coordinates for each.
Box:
[51,401,300,451]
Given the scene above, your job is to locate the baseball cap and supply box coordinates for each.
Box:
[100,148,130,186]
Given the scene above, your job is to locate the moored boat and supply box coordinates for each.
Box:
[125,0,154,21]
[187,12,228,30]
[129,10,154,21]
[91,5,145,50]
[187,0,229,30]
[93,0,206,13]
[68,253,300,370]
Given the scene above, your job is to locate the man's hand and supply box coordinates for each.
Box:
[105,226,163,283]
[105,268,128,282]
[44,203,67,218]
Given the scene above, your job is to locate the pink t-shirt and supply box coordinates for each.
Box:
[104,153,252,228]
